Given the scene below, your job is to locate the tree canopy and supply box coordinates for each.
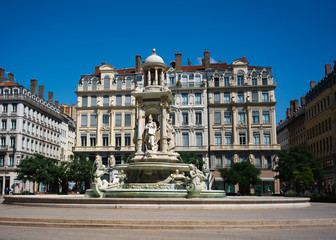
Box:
[178,152,205,171]
[275,146,324,193]
[219,161,261,195]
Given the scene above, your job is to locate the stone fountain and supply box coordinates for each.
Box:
[85,49,226,198]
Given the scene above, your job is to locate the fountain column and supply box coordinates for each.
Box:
[160,101,168,153]
[137,104,145,153]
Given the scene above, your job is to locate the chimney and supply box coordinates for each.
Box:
[242,56,247,61]
[310,81,316,90]
[55,100,59,107]
[135,55,142,73]
[30,79,37,94]
[301,96,306,107]
[48,92,53,104]
[204,50,210,70]
[175,53,182,72]
[286,108,291,118]
[294,99,299,111]
[290,100,295,115]
[95,66,100,75]
[325,63,331,76]
[187,58,191,66]
[8,73,14,82]
[0,68,5,84]
[38,86,45,99]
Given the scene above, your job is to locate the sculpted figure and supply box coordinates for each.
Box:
[232,154,239,163]
[186,165,207,198]
[248,154,255,164]
[166,118,175,151]
[144,114,158,151]
[170,169,187,185]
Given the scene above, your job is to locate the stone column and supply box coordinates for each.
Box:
[247,107,253,144]
[271,107,276,144]
[161,70,164,86]
[96,111,102,146]
[148,71,151,85]
[232,107,238,144]
[160,102,168,152]
[1,176,4,195]
[155,68,158,85]
[110,112,114,146]
[137,106,144,153]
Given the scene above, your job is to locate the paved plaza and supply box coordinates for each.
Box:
[0,197,336,239]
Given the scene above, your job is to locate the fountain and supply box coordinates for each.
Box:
[85,49,226,198]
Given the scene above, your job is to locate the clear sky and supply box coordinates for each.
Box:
[1,0,335,122]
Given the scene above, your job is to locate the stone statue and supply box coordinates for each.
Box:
[144,114,158,151]
[232,154,239,163]
[186,165,207,198]
[92,165,111,197]
[115,170,127,185]
[170,169,187,186]
[248,154,255,164]
[166,118,175,151]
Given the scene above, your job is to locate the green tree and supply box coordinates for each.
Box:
[67,153,97,192]
[219,161,261,195]
[275,146,324,194]
[178,152,205,171]
[15,154,59,192]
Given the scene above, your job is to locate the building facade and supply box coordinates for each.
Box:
[74,50,281,193]
[0,68,73,194]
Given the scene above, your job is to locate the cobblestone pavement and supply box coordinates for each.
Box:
[0,226,336,240]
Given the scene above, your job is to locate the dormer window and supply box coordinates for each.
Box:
[237,70,244,86]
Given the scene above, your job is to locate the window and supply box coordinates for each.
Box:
[125,95,131,106]
[196,132,203,146]
[115,113,122,126]
[83,79,88,90]
[182,132,189,146]
[195,93,201,104]
[9,155,14,167]
[82,96,88,107]
[3,104,8,113]
[264,155,272,169]
[239,155,247,162]
[215,155,222,168]
[91,96,97,107]
[102,157,108,166]
[103,114,109,127]
[225,132,232,145]
[214,111,221,125]
[12,103,17,113]
[115,133,121,147]
[182,93,188,105]
[195,75,201,87]
[2,120,7,130]
[238,92,244,103]
[224,75,230,86]
[90,133,96,146]
[92,79,97,90]
[90,114,97,127]
[239,132,246,145]
[103,95,109,107]
[170,113,175,125]
[214,92,220,103]
[225,155,232,168]
[255,155,262,168]
[252,72,258,85]
[214,77,220,87]
[169,76,175,86]
[252,110,259,123]
[11,120,16,130]
[262,110,270,123]
[182,112,189,125]
[264,131,271,144]
[104,76,110,89]
[224,92,230,103]
[0,155,4,166]
[126,78,131,89]
[262,72,268,85]
[124,133,131,146]
[237,71,244,86]
[215,132,222,145]
[81,133,87,146]
[81,114,87,127]
[252,91,258,102]
[117,79,122,89]
[238,111,245,124]
[195,112,202,125]
[224,111,231,124]
[0,137,6,148]
[10,137,15,148]
[182,75,188,87]
[116,95,122,106]
[262,90,269,102]
[124,113,131,126]
[253,131,260,144]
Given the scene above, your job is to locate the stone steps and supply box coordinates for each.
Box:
[0,217,335,231]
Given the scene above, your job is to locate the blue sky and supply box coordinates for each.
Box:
[1,0,335,122]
